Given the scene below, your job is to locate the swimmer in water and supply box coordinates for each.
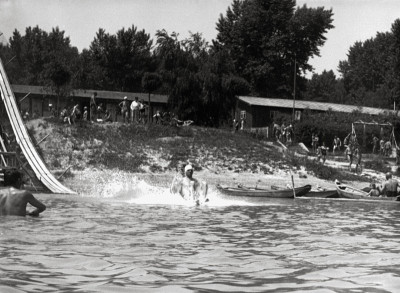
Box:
[0,170,46,217]
[170,164,208,205]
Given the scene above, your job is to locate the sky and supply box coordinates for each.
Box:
[0,0,399,78]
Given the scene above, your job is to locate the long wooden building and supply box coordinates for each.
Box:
[235,96,398,129]
[11,84,169,122]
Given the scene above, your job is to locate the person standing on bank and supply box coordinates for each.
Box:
[0,170,46,217]
[119,96,130,123]
[332,136,341,155]
[89,92,98,122]
[130,97,140,124]
[372,135,380,154]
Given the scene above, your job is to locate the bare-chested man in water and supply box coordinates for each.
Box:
[170,164,208,205]
[0,170,46,217]
[379,172,399,197]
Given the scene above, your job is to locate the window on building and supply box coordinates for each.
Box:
[270,110,278,119]
[240,110,246,120]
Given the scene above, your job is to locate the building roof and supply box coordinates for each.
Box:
[238,96,397,116]
[11,84,169,104]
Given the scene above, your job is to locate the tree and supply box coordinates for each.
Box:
[215,0,334,97]
[304,70,338,102]
[2,26,80,112]
[338,28,398,108]
[85,26,154,92]
[391,19,400,108]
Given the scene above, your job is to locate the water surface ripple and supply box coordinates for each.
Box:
[1,194,400,292]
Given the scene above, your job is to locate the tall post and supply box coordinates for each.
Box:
[148,92,151,123]
[292,57,296,122]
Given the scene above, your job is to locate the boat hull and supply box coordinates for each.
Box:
[299,189,338,198]
[217,184,311,198]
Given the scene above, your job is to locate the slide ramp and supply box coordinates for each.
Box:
[0,58,75,194]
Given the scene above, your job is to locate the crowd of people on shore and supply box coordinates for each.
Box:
[272,122,294,145]
[51,93,192,127]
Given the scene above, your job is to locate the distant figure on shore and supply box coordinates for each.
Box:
[345,143,353,170]
[316,142,328,164]
[379,172,399,197]
[384,140,392,157]
[372,135,379,154]
[83,106,88,121]
[332,136,341,155]
[285,124,293,145]
[153,110,162,124]
[119,96,130,123]
[273,123,281,140]
[0,170,46,217]
[103,110,112,122]
[130,97,140,123]
[379,138,385,156]
[233,119,239,133]
[70,104,80,124]
[90,92,98,122]
[97,103,104,121]
[240,118,245,130]
[343,133,351,148]
[353,146,362,174]
[139,99,147,124]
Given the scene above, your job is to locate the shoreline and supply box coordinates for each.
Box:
[61,159,383,196]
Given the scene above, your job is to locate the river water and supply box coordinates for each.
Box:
[1,179,400,293]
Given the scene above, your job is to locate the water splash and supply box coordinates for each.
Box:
[81,174,260,207]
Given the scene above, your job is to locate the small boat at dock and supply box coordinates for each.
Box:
[216,184,311,198]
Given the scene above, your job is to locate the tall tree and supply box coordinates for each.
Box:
[215,0,333,97]
[391,19,400,108]
[338,30,397,108]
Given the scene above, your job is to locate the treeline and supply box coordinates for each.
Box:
[304,19,400,110]
[0,0,399,127]
[0,0,334,126]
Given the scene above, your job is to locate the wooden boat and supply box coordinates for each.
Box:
[298,189,338,198]
[335,180,400,202]
[216,184,311,198]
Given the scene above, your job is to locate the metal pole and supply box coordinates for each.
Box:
[292,57,296,122]
[19,92,31,102]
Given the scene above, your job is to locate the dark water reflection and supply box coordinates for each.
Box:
[1,194,400,292]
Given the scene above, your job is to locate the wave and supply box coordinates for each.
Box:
[81,175,260,207]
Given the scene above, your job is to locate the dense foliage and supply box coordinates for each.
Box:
[215,0,334,97]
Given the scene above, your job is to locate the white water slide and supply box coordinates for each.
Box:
[0,58,75,194]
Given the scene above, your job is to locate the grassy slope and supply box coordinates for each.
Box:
[25,118,374,187]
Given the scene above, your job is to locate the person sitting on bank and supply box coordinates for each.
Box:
[0,170,46,217]
[153,110,162,124]
[379,172,399,197]
[83,106,88,121]
[103,109,112,122]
